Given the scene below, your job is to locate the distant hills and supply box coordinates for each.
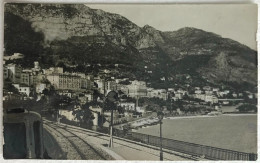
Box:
[4,4,257,91]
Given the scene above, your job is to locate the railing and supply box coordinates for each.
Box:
[128,132,257,161]
[44,115,257,161]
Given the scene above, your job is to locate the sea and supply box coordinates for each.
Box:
[135,114,257,153]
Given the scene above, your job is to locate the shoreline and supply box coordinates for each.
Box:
[129,113,257,131]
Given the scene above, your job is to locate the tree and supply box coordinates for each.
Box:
[72,108,94,128]
[3,80,19,94]
[236,104,257,113]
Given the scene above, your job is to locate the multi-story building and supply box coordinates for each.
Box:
[127,80,147,98]
[6,64,22,83]
[95,78,105,94]
[3,66,8,80]
[94,78,117,95]
[106,80,117,92]
[81,78,93,90]
[147,88,167,100]
[20,72,30,86]
[46,73,81,91]
[120,102,136,111]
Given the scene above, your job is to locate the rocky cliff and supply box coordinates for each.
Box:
[4,3,257,89]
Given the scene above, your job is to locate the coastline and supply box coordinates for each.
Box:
[129,112,257,131]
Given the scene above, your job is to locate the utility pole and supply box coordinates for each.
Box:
[159,118,163,161]
[157,110,164,161]
[108,106,114,147]
[106,91,118,148]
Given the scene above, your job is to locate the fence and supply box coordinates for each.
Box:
[47,116,257,161]
[128,132,257,161]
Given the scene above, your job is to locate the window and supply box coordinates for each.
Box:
[3,123,27,159]
[33,121,41,158]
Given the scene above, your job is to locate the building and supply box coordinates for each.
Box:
[44,67,63,75]
[59,109,78,122]
[47,73,81,91]
[106,80,117,92]
[81,78,93,90]
[89,106,103,126]
[20,72,30,86]
[78,92,93,105]
[3,53,24,61]
[195,90,203,94]
[13,84,31,96]
[203,86,212,91]
[3,66,8,80]
[36,83,47,94]
[120,102,135,111]
[95,78,105,94]
[174,93,183,100]
[6,64,22,83]
[147,88,167,100]
[57,90,73,98]
[32,61,41,72]
[126,80,147,98]
[205,95,218,104]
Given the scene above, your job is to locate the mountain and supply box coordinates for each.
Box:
[4,4,257,90]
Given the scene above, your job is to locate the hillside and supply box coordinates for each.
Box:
[4,3,257,90]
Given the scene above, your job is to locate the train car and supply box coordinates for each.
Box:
[3,108,46,159]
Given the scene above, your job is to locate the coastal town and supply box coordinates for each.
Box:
[2,3,258,161]
[3,53,257,130]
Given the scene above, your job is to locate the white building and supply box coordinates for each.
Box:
[205,95,218,104]
[147,88,167,100]
[59,109,78,122]
[195,90,203,94]
[120,102,136,111]
[125,80,147,98]
[13,84,31,96]
[47,73,81,91]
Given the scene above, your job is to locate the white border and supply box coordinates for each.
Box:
[0,1,258,163]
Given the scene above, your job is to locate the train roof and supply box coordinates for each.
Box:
[4,108,42,123]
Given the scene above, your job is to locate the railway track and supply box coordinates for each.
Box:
[44,120,198,161]
[44,122,110,160]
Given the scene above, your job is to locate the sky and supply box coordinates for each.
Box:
[86,4,257,50]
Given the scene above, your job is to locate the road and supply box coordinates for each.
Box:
[43,119,198,160]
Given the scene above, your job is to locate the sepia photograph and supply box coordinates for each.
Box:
[2,3,258,161]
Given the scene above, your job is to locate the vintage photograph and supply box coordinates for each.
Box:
[2,3,257,160]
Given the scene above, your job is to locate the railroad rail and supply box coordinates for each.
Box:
[44,123,108,160]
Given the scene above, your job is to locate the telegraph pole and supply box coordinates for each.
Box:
[106,91,118,148]
[108,106,114,147]
[157,110,164,161]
